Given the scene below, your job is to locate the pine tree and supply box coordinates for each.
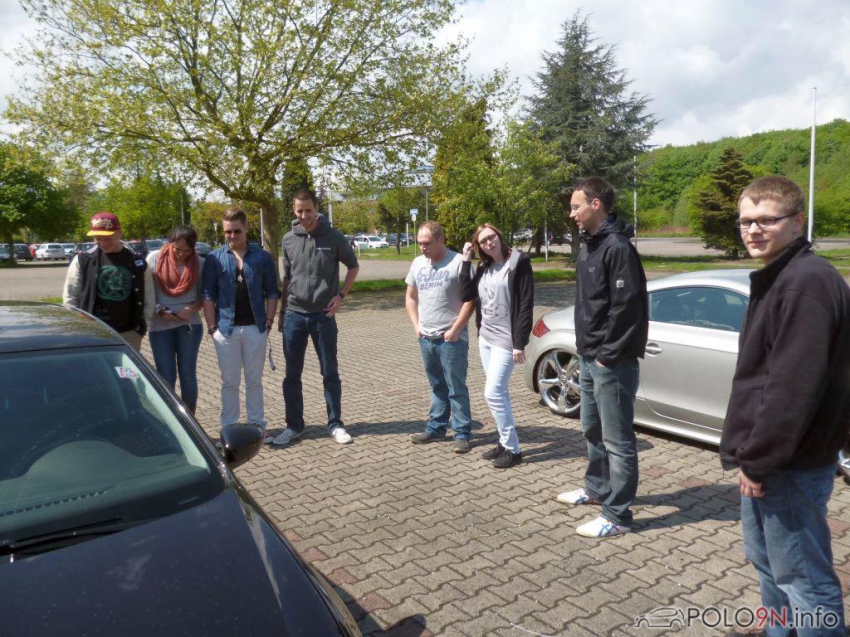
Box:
[693,147,754,258]
[527,12,656,257]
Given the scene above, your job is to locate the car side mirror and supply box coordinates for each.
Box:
[219,424,264,469]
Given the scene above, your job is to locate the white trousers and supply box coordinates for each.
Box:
[213,325,268,428]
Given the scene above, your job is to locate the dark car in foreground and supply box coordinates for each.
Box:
[0,302,361,637]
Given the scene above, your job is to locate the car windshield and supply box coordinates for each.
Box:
[145,239,163,250]
[0,347,222,547]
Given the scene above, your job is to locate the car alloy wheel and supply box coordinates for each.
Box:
[536,348,581,417]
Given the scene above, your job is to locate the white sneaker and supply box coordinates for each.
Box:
[576,516,630,538]
[266,429,302,446]
[331,427,353,444]
[556,488,601,505]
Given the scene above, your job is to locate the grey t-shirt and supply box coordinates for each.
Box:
[405,250,468,341]
[478,250,519,351]
[147,250,204,332]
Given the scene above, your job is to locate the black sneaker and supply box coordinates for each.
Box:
[410,432,443,444]
[481,443,506,460]
[493,450,522,469]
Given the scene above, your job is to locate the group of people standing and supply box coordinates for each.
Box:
[62,174,850,636]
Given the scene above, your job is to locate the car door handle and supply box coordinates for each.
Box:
[645,343,662,356]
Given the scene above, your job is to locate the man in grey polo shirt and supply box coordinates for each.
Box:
[405,221,475,454]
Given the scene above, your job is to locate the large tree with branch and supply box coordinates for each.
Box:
[7,0,468,257]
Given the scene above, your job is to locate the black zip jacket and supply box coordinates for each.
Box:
[720,237,850,482]
[574,216,648,366]
[75,246,148,335]
[460,251,535,350]
[281,214,359,313]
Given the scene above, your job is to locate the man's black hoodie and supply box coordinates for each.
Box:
[720,237,850,482]
[575,215,648,366]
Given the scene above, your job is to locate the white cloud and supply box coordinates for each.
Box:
[1,0,847,150]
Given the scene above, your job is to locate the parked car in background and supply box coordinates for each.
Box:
[36,243,66,261]
[29,244,40,259]
[0,302,362,637]
[145,239,164,252]
[387,233,410,247]
[69,242,97,262]
[0,246,13,264]
[194,241,212,257]
[61,243,77,257]
[14,244,31,262]
[353,234,389,249]
[525,269,753,445]
[127,241,149,259]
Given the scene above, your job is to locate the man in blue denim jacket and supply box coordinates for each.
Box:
[202,208,280,432]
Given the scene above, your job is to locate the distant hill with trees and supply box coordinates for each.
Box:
[637,118,850,236]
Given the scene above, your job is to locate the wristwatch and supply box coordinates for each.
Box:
[338,292,346,300]
[207,325,218,335]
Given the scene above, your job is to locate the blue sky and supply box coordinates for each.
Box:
[2,0,848,148]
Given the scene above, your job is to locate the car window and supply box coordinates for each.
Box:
[649,286,748,332]
[0,348,221,544]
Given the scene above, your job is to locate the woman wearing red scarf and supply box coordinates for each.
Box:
[147,226,205,414]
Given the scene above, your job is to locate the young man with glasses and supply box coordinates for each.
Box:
[202,208,280,434]
[721,176,850,637]
[556,177,648,538]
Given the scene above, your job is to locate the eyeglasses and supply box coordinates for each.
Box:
[172,246,194,255]
[736,214,796,232]
[478,234,498,246]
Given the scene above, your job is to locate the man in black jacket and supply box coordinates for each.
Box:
[721,176,850,636]
[63,211,154,351]
[556,177,648,538]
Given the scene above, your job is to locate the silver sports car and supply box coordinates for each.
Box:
[525,269,754,445]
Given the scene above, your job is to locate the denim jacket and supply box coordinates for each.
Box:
[202,244,281,336]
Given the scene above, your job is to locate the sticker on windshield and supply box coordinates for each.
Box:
[115,367,139,379]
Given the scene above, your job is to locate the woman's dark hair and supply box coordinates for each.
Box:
[471,223,509,269]
[168,225,198,249]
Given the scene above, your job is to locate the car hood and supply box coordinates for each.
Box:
[0,486,354,636]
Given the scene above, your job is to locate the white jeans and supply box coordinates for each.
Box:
[479,335,519,453]
[212,325,268,428]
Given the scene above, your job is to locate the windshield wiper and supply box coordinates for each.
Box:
[0,517,140,557]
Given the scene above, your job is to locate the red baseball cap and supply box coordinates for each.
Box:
[87,212,122,237]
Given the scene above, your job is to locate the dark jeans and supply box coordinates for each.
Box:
[742,465,844,636]
[282,309,342,434]
[149,323,203,410]
[578,355,640,527]
[418,336,472,440]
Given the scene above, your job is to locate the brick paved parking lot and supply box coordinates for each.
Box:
[191,282,850,637]
[4,264,850,635]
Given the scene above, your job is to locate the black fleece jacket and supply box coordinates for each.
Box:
[720,237,850,481]
[574,216,648,366]
[460,251,535,350]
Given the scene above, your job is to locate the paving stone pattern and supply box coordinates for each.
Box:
[187,282,850,637]
[5,264,850,636]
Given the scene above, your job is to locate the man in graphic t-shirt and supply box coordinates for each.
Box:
[405,221,476,454]
[63,211,154,351]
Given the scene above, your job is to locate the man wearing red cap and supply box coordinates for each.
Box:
[63,211,154,350]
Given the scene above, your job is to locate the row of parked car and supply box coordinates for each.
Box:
[2,238,215,265]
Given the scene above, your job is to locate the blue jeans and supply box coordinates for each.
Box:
[741,465,844,637]
[282,309,342,434]
[479,336,519,453]
[418,336,472,440]
[149,324,203,410]
[578,355,640,527]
